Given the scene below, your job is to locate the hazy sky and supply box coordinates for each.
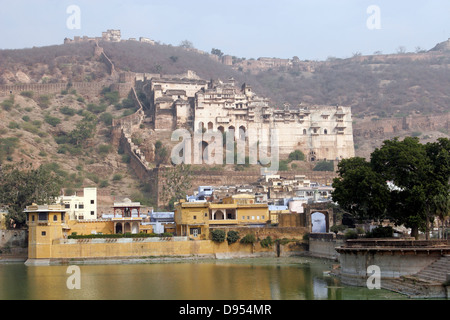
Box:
[1,0,450,60]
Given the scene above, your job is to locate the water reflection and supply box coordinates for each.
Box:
[0,257,407,300]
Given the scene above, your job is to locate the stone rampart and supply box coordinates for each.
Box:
[353,113,449,139]
[0,82,110,98]
[100,51,115,75]
[0,229,27,252]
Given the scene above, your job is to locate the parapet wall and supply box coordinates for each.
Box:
[0,82,110,98]
[353,114,449,138]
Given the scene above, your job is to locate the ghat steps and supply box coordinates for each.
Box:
[382,255,449,298]
[414,255,450,283]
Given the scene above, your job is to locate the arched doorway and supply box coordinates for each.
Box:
[213,210,224,220]
[115,223,123,234]
[201,141,209,162]
[124,222,131,233]
[239,126,246,140]
[132,222,139,234]
[311,212,327,233]
[208,122,213,131]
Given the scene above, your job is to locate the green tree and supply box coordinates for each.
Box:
[155,140,169,167]
[226,231,240,244]
[371,137,449,239]
[332,137,450,239]
[288,150,305,162]
[332,157,389,221]
[240,234,256,244]
[0,162,63,228]
[211,229,225,242]
[211,48,224,58]
[68,113,97,146]
[179,40,194,49]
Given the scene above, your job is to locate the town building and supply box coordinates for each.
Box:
[147,211,175,234]
[58,187,97,221]
[174,193,269,240]
[25,204,68,260]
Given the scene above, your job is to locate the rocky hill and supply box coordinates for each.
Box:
[0,38,449,203]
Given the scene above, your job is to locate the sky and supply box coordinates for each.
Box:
[1,0,450,61]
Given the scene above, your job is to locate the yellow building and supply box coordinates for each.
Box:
[174,194,269,240]
[25,204,68,260]
[174,201,209,240]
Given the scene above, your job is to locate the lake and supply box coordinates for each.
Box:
[0,256,407,300]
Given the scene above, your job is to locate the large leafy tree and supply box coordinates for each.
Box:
[332,137,450,239]
[0,162,63,228]
[332,157,390,221]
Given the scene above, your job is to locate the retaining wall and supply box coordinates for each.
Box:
[335,239,450,286]
[24,237,305,265]
[308,233,344,260]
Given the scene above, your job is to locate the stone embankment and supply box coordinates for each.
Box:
[335,239,450,299]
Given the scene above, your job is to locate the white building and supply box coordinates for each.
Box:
[59,188,97,221]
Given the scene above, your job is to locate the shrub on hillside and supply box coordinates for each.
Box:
[288,150,305,162]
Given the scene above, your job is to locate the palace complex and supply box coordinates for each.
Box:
[142,75,355,161]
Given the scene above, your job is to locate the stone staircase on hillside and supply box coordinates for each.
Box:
[382,255,450,298]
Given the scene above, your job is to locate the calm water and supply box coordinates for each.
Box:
[0,257,407,300]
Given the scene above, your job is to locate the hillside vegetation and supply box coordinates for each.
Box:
[0,39,449,203]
